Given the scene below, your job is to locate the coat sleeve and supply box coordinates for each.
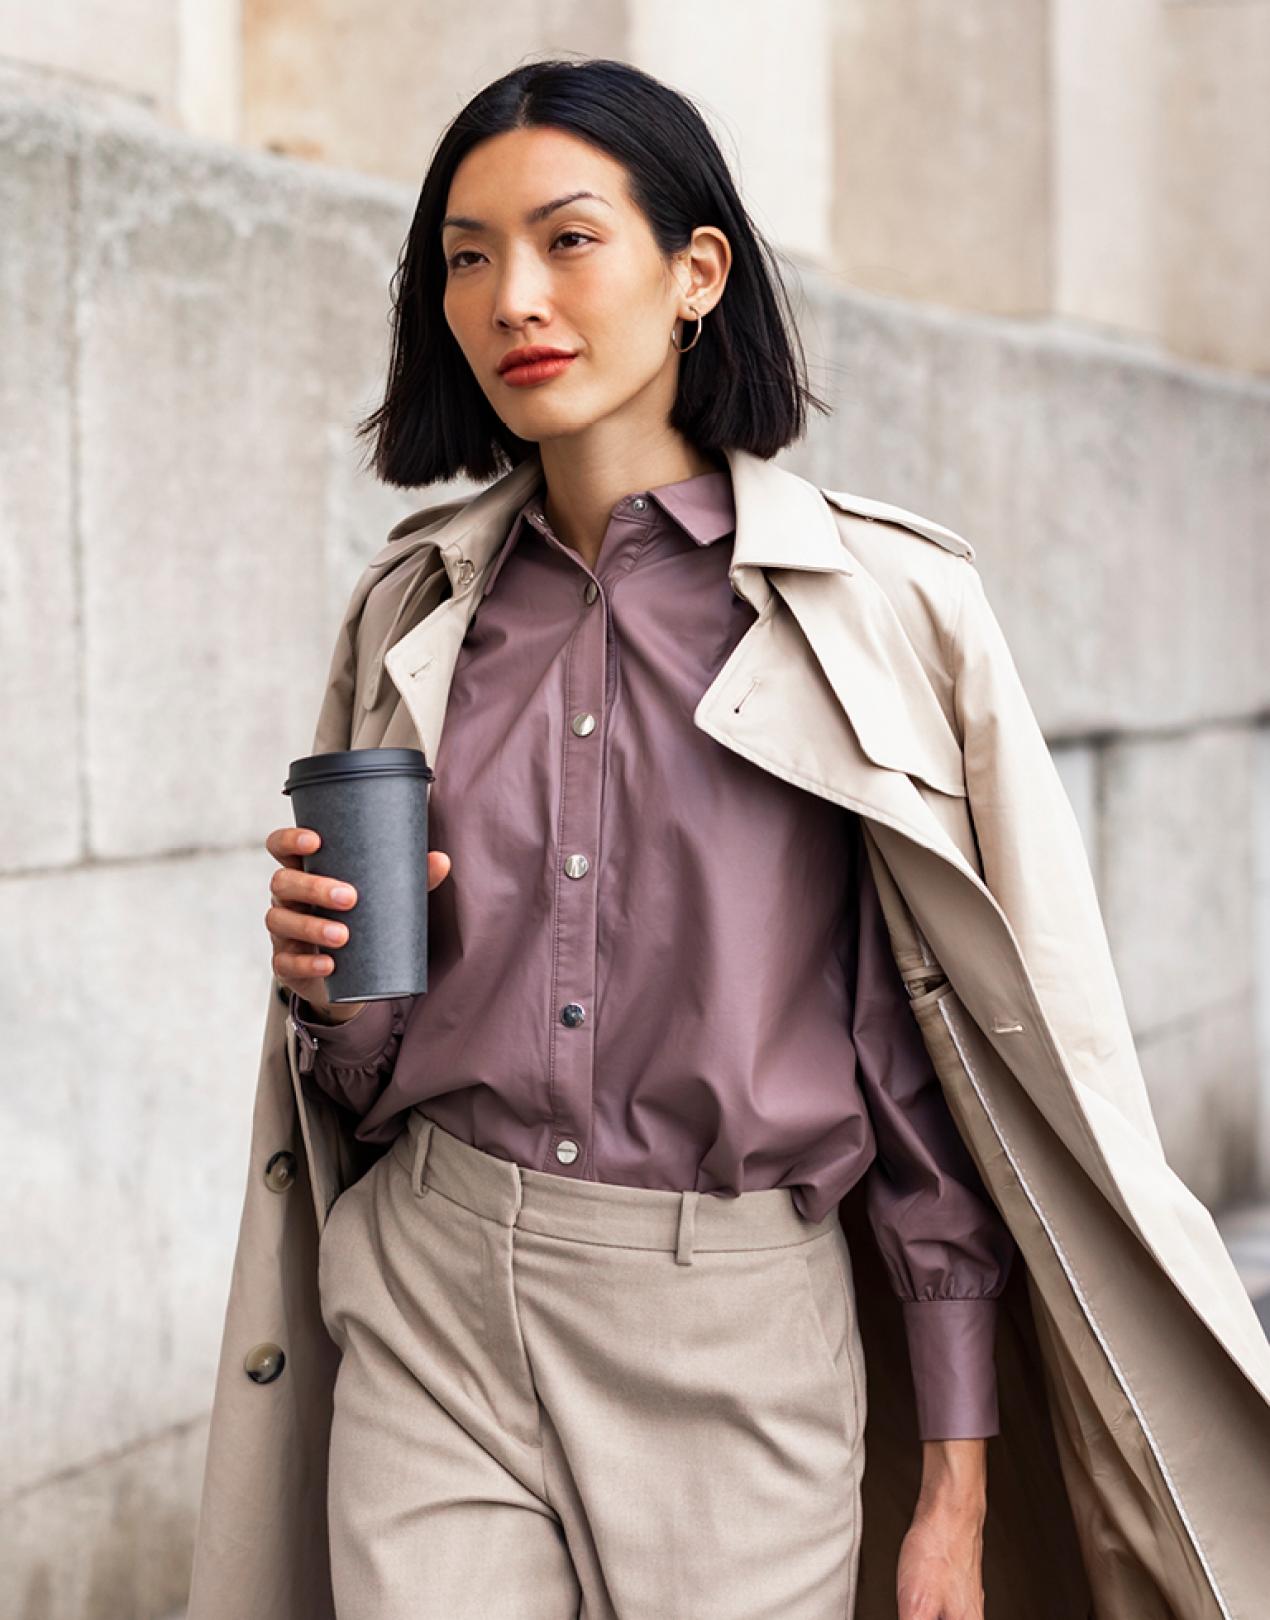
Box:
[948,562,1163,1149]
[289,989,412,1119]
[849,828,1018,1441]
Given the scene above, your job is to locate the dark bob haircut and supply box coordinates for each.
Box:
[355,55,829,488]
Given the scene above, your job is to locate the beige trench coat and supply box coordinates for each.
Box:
[188,446,1270,1620]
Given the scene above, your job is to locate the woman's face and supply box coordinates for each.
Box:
[440,126,729,447]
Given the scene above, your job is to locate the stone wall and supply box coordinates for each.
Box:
[2,50,1268,1620]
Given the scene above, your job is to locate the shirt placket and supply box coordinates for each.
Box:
[532,496,654,1177]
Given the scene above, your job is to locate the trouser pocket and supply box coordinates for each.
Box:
[789,1227,867,1453]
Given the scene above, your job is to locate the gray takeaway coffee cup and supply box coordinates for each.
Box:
[281,747,436,1001]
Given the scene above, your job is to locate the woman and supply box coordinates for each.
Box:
[189,55,1270,1620]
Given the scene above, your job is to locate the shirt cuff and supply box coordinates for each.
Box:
[901,1297,1001,1440]
[290,992,401,1067]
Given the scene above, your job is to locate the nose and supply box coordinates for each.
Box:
[491,246,552,334]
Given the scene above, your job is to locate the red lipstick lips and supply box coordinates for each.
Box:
[497,346,578,386]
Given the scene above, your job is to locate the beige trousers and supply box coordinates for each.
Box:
[318,1106,868,1619]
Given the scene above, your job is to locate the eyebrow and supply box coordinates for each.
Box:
[440,190,614,234]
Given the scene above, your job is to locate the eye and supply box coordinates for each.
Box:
[445,231,596,272]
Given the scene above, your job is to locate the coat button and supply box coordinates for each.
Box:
[264,1150,298,1193]
[572,712,597,736]
[244,1342,286,1384]
[455,557,476,588]
[630,496,648,511]
[560,1002,586,1027]
[555,1138,580,1165]
[564,853,589,879]
[584,580,599,604]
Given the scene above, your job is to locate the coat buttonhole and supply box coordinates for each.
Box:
[733,676,760,714]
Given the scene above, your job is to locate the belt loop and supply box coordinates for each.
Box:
[411,1114,435,1198]
[675,1190,699,1266]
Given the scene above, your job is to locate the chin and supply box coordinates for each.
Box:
[508,406,601,441]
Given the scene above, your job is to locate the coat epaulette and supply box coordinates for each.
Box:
[370,498,470,568]
[819,486,976,562]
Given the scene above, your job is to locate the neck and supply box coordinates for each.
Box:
[533,436,725,571]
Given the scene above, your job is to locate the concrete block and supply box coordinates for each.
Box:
[633,0,833,267]
[243,0,620,186]
[1052,0,1160,338]
[0,0,179,121]
[791,274,1270,733]
[0,846,277,1495]
[828,0,1051,313]
[74,121,420,859]
[1050,740,1100,886]
[1138,989,1259,1210]
[0,90,80,872]
[0,1416,208,1620]
[1160,1,1270,374]
[1099,723,1253,1038]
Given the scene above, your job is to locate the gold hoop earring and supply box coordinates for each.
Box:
[670,303,704,353]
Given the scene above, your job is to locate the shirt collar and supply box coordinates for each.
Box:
[481,467,737,599]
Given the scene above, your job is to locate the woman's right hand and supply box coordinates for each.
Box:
[265,826,452,1022]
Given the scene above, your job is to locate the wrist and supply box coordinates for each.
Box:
[301,997,366,1026]
[917,1438,987,1520]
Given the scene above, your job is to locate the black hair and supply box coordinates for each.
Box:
[355,55,830,487]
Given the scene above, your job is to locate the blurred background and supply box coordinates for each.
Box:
[2,3,1268,1615]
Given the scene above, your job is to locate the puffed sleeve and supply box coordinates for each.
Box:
[289,988,411,1119]
[847,826,1018,1441]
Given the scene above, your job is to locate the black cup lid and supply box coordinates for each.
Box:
[282,746,435,795]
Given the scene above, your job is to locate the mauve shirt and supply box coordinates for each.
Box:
[290,465,1016,1440]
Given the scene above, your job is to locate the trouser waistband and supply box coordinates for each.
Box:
[389,1106,836,1266]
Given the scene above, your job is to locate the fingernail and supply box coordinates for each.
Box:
[330,884,355,904]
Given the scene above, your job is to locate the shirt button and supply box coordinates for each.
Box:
[584,580,599,604]
[572,712,597,736]
[631,496,648,511]
[561,1002,586,1027]
[564,853,590,878]
[555,1138,580,1165]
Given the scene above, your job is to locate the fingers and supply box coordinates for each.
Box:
[274,943,335,982]
[265,895,350,951]
[265,824,322,867]
[267,827,450,934]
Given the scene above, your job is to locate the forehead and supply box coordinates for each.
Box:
[442,128,631,227]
